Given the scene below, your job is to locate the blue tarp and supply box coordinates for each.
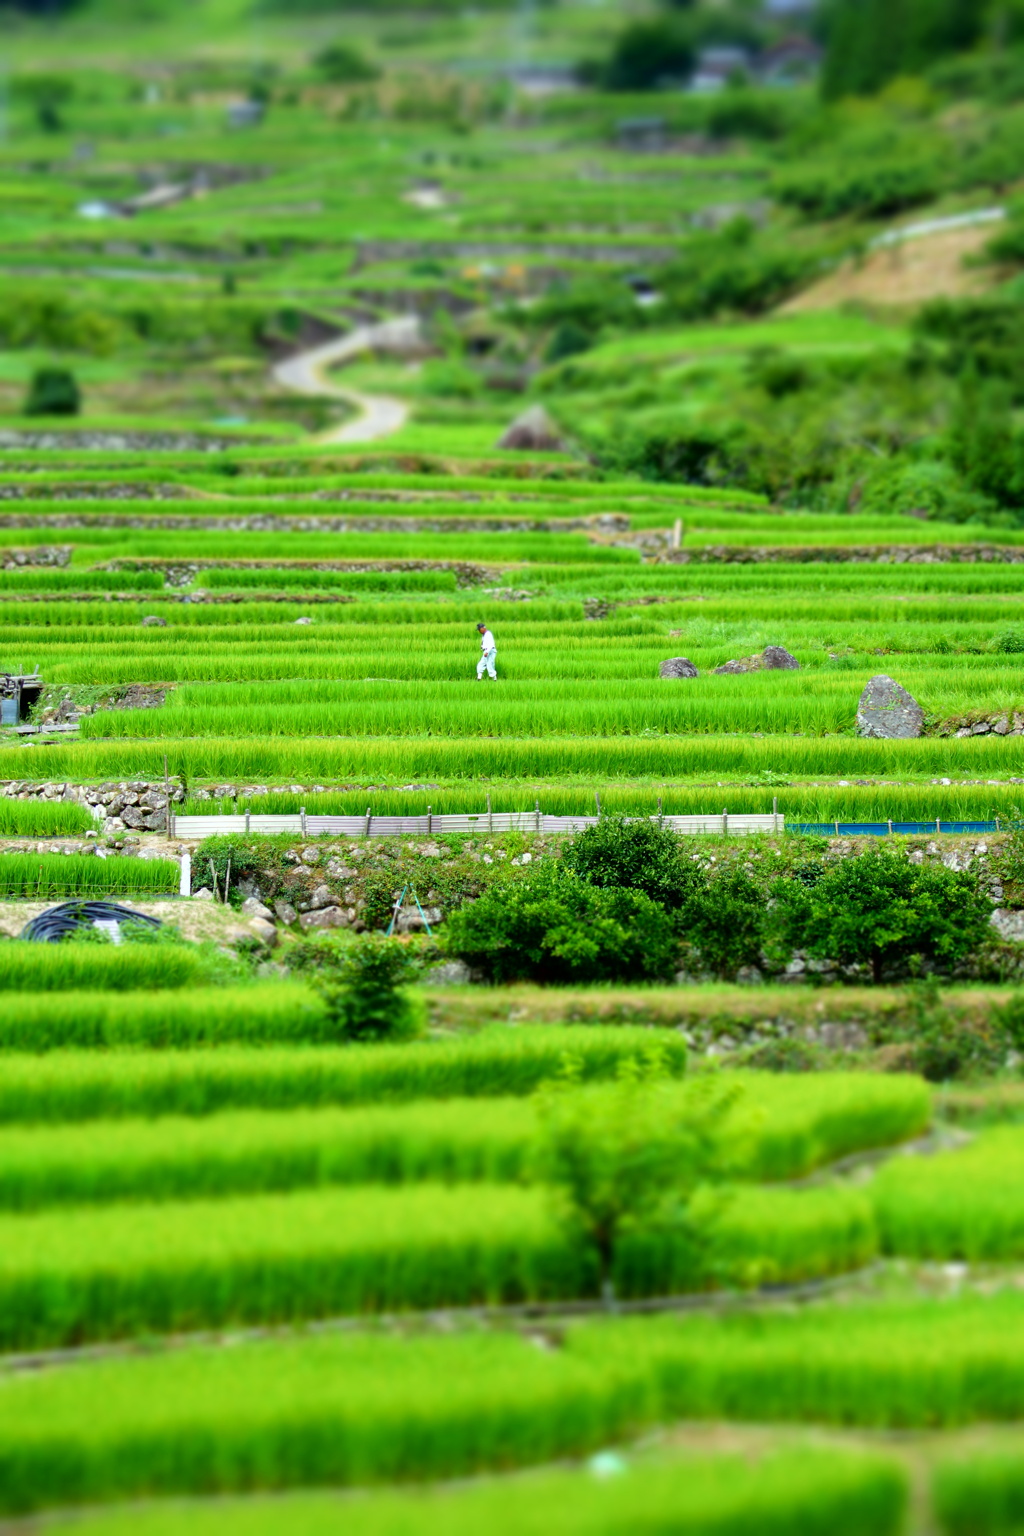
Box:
[790,821,999,837]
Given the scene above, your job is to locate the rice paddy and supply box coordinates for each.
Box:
[1,4,1024,1528]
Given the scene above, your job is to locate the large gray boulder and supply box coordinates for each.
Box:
[497,405,566,453]
[762,646,800,670]
[857,675,924,739]
[659,657,699,679]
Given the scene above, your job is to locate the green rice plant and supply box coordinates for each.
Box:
[0,984,326,1051]
[62,1447,907,1536]
[570,1290,1024,1428]
[0,1027,688,1122]
[935,1445,1024,1536]
[0,854,178,899]
[0,800,94,837]
[872,1126,1024,1261]
[21,734,1024,784]
[0,1328,644,1514]
[0,1073,929,1211]
[0,570,163,592]
[0,1179,875,1349]
[199,568,458,592]
[0,941,220,994]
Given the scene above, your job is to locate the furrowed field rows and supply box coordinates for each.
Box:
[0,1030,689,1122]
[21,735,1024,781]
[0,1074,928,1208]
[0,1179,876,1348]
[63,1449,906,1536]
[0,531,640,563]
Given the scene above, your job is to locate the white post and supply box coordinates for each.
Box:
[179,850,191,898]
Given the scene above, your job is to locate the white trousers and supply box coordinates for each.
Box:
[477,648,497,679]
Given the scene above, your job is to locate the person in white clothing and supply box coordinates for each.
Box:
[476,622,497,680]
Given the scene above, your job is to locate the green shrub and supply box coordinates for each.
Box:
[443,864,680,984]
[313,934,425,1043]
[598,19,696,92]
[776,848,992,984]
[22,365,80,417]
[682,868,766,980]
[995,627,1024,653]
[560,815,702,911]
[312,42,379,82]
[535,1055,735,1300]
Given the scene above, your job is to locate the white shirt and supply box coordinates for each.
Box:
[480,629,496,652]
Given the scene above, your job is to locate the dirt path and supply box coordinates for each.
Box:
[272,317,419,445]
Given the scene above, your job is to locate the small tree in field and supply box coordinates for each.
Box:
[560,815,703,912]
[533,1051,735,1306]
[800,846,991,984]
[313,934,424,1042]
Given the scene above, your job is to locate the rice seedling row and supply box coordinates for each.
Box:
[0,1179,875,1350]
[0,1073,928,1210]
[0,1028,689,1122]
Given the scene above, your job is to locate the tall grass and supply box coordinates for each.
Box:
[936,1447,1024,1536]
[572,1291,1024,1428]
[0,800,94,837]
[873,1126,1024,1261]
[182,781,1024,822]
[0,1073,928,1209]
[0,570,163,592]
[0,1027,689,1121]
[0,1179,875,1348]
[61,1449,907,1536]
[25,735,1024,782]
[0,854,178,899]
[0,942,218,994]
[0,1328,895,1520]
[199,568,459,592]
[0,984,326,1050]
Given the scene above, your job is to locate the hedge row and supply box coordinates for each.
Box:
[0,1028,687,1119]
[0,1180,874,1350]
[0,1073,930,1210]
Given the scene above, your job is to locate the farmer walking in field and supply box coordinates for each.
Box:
[476,622,498,681]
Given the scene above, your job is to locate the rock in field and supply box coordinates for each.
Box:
[496,405,566,453]
[857,675,924,739]
[140,615,167,628]
[659,657,699,679]
[240,896,274,922]
[762,646,800,670]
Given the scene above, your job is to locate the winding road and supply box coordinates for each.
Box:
[272,316,419,445]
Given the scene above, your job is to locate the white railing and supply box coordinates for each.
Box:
[171,812,784,839]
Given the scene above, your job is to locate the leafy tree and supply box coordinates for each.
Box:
[312,934,425,1043]
[821,0,985,100]
[443,863,679,984]
[794,847,992,984]
[312,43,380,84]
[544,321,593,366]
[533,1052,735,1305]
[23,366,80,417]
[601,19,696,92]
[682,867,766,980]
[560,815,704,912]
